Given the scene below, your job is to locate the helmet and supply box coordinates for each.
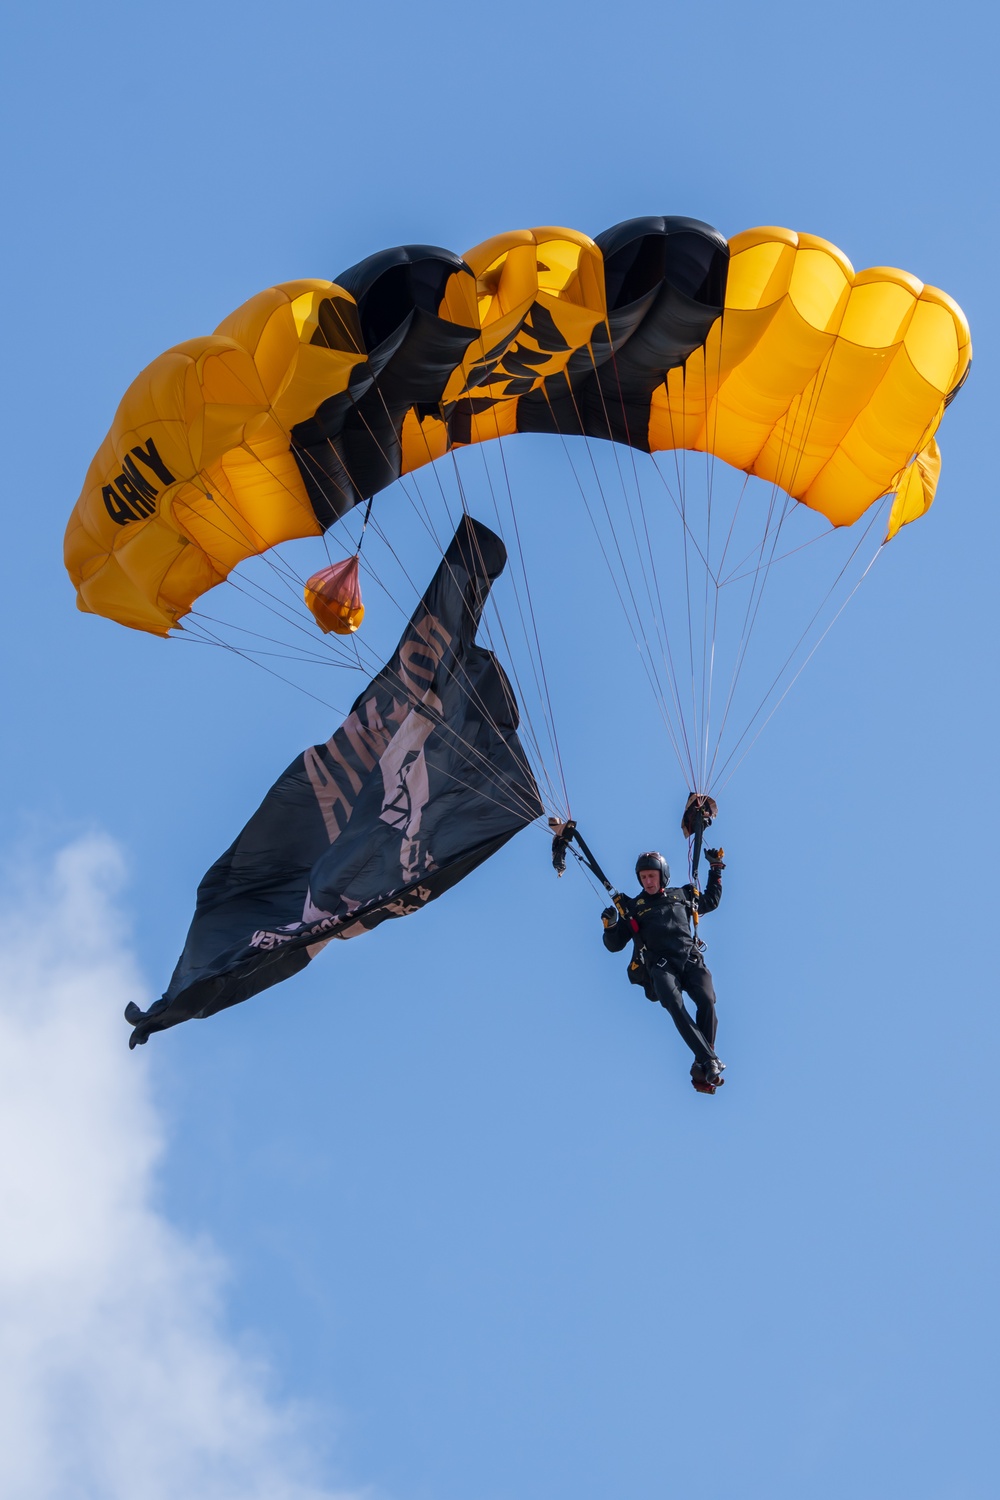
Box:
[635,851,670,886]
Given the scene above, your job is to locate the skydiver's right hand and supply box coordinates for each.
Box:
[613,894,637,925]
[602,905,619,928]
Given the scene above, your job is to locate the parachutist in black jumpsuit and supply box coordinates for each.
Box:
[602,852,724,1079]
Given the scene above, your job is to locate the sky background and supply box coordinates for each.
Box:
[1,2,997,1497]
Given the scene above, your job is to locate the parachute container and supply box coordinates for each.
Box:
[304,556,364,634]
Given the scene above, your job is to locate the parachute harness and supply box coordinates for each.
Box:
[552,794,722,958]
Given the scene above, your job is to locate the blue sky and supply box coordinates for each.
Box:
[1,2,997,1497]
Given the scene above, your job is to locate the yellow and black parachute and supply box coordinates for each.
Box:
[65,216,970,637]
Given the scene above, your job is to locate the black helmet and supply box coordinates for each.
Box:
[635,851,670,886]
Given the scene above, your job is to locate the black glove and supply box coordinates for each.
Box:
[602,905,620,928]
[705,847,726,869]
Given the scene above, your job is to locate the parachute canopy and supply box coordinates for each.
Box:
[65,216,970,636]
[124,517,542,1046]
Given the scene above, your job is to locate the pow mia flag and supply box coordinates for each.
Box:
[126,516,542,1048]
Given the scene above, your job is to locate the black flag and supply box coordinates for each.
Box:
[126,517,543,1048]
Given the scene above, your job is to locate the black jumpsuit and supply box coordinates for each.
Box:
[602,870,722,1069]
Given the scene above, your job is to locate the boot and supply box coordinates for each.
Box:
[690,1058,725,1094]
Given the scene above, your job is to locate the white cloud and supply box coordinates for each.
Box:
[0,836,357,1500]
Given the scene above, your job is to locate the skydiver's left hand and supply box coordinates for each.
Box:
[705,847,726,869]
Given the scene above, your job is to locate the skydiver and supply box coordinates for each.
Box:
[601,848,727,1095]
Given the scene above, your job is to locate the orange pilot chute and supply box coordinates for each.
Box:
[303,555,364,635]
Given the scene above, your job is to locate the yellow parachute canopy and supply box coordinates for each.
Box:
[65,219,970,636]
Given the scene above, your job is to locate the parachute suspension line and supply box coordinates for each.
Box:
[339,406,450,554]
[564,840,610,902]
[293,287,460,556]
[678,379,701,780]
[713,471,752,582]
[713,509,888,792]
[140,406,371,669]
[699,434,715,786]
[297,427,455,684]
[307,396,564,821]
[179,471,317,600]
[164,439,381,677]
[177,281,868,811]
[355,495,374,553]
[439,458,568,820]
[465,435,570,819]
[692,389,803,781]
[654,368,698,767]
[451,464,568,821]
[184,608,548,828]
[309,476,531,788]
[720,527,839,586]
[703,347,839,783]
[179,617,358,714]
[627,430,719,787]
[551,416,694,786]
[626,454,707,784]
[448,449,472,517]
[701,349,851,786]
[655,364,713,787]
[482,420,573,816]
[702,319,842,787]
[711,380,821,601]
[588,341,698,787]
[699,328,726,790]
[168,478,372,673]
[223,568,341,646]
[186,610,358,668]
[352,413,565,820]
[306,376,455,566]
[351,508,557,824]
[696,467,755,775]
[626,457,698,783]
[215,557,365,667]
[561,434,692,784]
[180,632,343,669]
[604,328,734,793]
[702,477,800,783]
[173,460,546,827]
[308,291,457,552]
[553,376,697,784]
[656,370,711,787]
[440,327,576,818]
[640,317,841,792]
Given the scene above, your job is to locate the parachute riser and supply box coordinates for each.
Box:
[690,810,705,923]
[681,792,719,925]
[549,818,634,919]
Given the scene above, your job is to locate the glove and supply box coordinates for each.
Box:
[705,847,726,869]
[602,905,619,928]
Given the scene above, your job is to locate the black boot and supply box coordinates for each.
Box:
[690,1058,725,1094]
